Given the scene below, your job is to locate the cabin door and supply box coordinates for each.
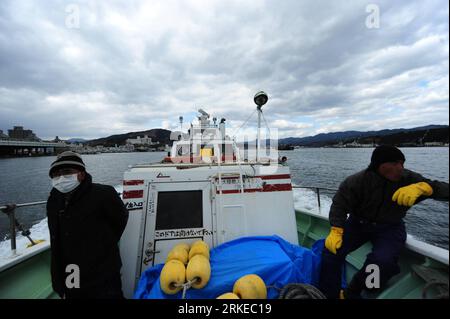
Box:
[140,181,213,274]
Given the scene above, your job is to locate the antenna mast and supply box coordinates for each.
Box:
[179,116,183,131]
[254,91,268,162]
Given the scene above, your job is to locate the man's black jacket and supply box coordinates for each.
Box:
[329,168,449,228]
[47,173,129,297]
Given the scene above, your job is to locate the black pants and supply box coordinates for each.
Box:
[64,273,124,299]
[319,216,407,299]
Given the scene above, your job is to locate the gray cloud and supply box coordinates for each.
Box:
[0,0,448,139]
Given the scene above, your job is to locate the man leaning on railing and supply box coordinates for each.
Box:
[319,145,449,299]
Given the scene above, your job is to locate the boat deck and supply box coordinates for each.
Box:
[0,209,448,299]
[296,209,449,299]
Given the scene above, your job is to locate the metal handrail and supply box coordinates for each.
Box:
[292,185,337,209]
[0,185,336,254]
[0,201,47,254]
[0,201,47,210]
[292,185,338,192]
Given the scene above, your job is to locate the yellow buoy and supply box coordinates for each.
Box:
[188,240,210,260]
[175,243,190,253]
[233,274,267,299]
[160,259,186,295]
[217,292,240,299]
[166,245,189,265]
[186,254,211,289]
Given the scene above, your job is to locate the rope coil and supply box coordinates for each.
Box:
[274,283,327,299]
[422,281,449,299]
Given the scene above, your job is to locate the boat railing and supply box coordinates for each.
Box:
[0,201,47,254]
[0,187,328,253]
[291,185,449,266]
[291,185,337,209]
[291,184,449,210]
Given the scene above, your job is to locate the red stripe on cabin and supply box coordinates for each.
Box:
[220,174,291,180]
[220,189,259,194]
[262,183,292,191]
[123,180,144,186]
[217,183,292,194]
[123,190,144,199]
[260,174,291,180]
[164,155,237,163]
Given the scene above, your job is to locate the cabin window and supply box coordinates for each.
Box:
[177,144,190,156]
[155,190,203,230]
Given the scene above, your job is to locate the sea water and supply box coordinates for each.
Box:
[1,148,448,256]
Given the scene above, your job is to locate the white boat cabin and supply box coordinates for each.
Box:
[119,96,298,298]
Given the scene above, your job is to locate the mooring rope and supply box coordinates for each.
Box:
[273,283,327,299]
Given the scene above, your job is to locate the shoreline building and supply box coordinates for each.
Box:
[0,130,8,139]
[7,126,40,141]
[126,135,156,146]
[126,135,158,152]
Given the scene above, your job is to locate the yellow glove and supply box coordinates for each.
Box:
[26,239,46,248]
[325,227,344,254]
[392,182,433,207]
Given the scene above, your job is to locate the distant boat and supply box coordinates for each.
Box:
[278,144,295,150]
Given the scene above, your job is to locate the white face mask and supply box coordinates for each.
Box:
[52,174,80,193]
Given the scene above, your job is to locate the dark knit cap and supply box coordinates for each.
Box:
[49,151,86,177]
[369,145,405,171]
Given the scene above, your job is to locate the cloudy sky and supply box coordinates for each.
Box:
[0,0,448,140]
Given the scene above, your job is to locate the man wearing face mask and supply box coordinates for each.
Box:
[318,145,449,299]
[46,151,129,299]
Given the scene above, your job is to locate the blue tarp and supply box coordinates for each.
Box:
[134,235,333,299]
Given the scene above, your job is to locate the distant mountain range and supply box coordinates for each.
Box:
[66,138,88,143]
[279,125,449,147]
[68,124,449,148]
